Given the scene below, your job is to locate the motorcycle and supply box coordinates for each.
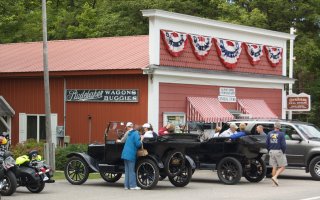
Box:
[1,132,54,193]
[15,150,55,193]
[0,134,17,196]
[17,150,54,180]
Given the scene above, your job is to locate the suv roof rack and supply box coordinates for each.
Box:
[227,118,312,125]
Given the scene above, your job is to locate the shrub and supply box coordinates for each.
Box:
[10,139,45,159]
[55,144,88,170]
[10,140,88,171]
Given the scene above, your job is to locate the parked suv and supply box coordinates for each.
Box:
[222,119,320,180]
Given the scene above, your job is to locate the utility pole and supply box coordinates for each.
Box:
[288,27,296,120]
[42,0,54,170]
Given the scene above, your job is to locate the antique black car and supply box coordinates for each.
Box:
[186,135,267,185]
[64,122,198,189]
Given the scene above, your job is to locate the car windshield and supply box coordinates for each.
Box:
[295,124,320,139]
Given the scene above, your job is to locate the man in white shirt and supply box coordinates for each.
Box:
[219,123,238,137]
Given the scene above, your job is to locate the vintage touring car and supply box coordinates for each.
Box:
[64,121,267,189]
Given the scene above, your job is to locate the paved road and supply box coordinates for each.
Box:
[3,169,320,200]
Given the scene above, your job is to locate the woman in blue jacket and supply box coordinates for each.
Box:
[121,122,143,190]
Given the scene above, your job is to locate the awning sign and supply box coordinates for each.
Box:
[219,87,236,102]
[218,96,237,102]
[286,93,310,111]
[66,89,139,102]
[219,87,236,96]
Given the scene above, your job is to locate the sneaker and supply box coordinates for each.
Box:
[124,187,129,190]
[130,187,141,190]
[271,177,279,186]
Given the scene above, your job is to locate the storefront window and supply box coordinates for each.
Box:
[163,112,186,133]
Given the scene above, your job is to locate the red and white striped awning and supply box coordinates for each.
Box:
[187,97,234,123]
[237,99,278,119]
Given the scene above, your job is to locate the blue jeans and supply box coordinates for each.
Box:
[124,160,137,188]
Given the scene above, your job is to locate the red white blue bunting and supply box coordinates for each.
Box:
[188,34,213,60]
[244,43,264,65]
[264,46,283,67]
[161,30,188,57]
[214,38,242,69]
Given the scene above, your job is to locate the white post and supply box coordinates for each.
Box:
[288,27,296,120]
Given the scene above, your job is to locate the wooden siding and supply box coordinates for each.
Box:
[65,75,148,144]
[160,37,282,76]
[159,83,282,128]
[0,77,64,144]
[0,74,148,144]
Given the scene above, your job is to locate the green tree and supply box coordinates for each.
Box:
[0,0,319,125]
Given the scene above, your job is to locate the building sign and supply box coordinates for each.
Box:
[286,93,310,111]
[218,96,237,102]
[219,87,236,102]
[66,89,139,102]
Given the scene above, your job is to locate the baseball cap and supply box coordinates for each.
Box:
[274,122,281,129]
[142,123,151,128]
[230,123,238,129]
[126,122,133,127]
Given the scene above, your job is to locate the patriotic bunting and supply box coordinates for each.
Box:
[188,34,213,60]
[160,29,283,68]
[214,38,242,69]
[264,46,283,67]
[244,43,264,65]
[161,30,188,57]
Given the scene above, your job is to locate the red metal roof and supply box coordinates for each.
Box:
[0,35,149,73]
[237,99,278,119]
[187,97,234,123]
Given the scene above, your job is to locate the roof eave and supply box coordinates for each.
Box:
[142,9,296,40]
[0,69,145,78]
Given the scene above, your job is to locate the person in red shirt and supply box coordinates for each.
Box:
[158,123,175,136]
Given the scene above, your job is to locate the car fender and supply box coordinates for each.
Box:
[306,148,320,170]
[143,154,164,169]
[66,152,99,172]
[185,155,196,169]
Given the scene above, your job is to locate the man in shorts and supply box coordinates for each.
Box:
[266,122,287,186]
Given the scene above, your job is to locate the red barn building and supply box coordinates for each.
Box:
[0,10,295,145]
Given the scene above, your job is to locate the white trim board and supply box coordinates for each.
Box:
[142,9,295,41]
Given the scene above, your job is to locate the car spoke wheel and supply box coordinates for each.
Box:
[310,156,320,180]
[243,158,266,182]
[100,172,122,183]
[64,157,89,185]
[136,158,159,190]
[217,157,242,185]
[1,170,17,196]
[168,164,192,187]
[165,151,185,177]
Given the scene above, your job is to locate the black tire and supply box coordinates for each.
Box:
[217,157,242,185]
[100,172,122,183]
[243,158,266,183]
[136,158,159,190]
[1,170,17,196]
[168,164,192,187]
[26,180,45,193]
[164,151,185,177]
[309,156,320,180]
[64,157,89,185]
